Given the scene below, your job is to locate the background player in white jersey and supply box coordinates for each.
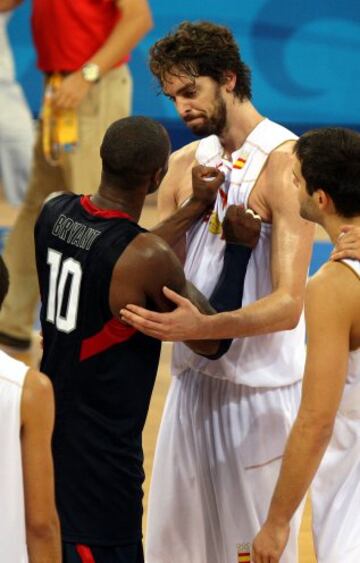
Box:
[0,256,60,562]
[121,22,314,563]
[252,127,360,563]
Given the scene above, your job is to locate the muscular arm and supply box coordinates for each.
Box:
[198,151,314,339]
[252,263,355,562]
[21,369,61,563]
[157,143,198,221]
[121,150,314,341]
[112,232,229,357]
[154,143,198,261]
[88,0,153,75]
[54,0,153,109]
[152,164,223,248]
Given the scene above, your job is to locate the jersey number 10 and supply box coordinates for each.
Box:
[46,248,83,333]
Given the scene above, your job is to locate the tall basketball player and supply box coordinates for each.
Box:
[34,116,252,563]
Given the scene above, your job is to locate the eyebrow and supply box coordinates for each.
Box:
[164,82,196,98]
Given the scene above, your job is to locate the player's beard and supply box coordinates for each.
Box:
[187,92,227,137]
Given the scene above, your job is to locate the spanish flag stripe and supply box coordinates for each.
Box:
[233,158,246,169]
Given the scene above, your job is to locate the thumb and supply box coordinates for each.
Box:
[162,286,187,306]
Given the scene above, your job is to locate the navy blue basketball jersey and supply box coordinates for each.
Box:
[35,193,161,546]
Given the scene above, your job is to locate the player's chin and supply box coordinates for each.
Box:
[185,118,209,136]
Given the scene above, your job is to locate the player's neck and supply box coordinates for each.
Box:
[323,215,360,245]
[91,188,147,223]
[219,100,265,156]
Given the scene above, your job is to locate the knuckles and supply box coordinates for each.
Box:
[222,205,261,247]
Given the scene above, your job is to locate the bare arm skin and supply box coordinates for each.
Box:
[252,261,360,563]
[152,165,224,248]
[121,147,315,340]
[54,0,153,109]
[331,225,360,261]
[157,142,199,220]
[0,0,22,11]
[21,369,61,563]
[112,232,227,357]
[156,143,199,262]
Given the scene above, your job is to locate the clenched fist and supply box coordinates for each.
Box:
[191,165,225,208]
[222,204,261,248]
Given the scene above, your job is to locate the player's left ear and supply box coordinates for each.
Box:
[315,189,332,212]
[223,71,237,93]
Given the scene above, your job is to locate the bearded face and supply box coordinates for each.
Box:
[184,86,228,137]
[163,75,229,137]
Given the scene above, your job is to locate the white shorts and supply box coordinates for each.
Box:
[312,384,360,562]
[146,370,303,563]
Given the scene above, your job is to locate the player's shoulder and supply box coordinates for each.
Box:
[257,140,296,203]
[40,192,75,219]
[169,140,200,168]
[22,369,53,408]
[112,231,181,299]
[307,260,360,304]
[122,231,174,268]
[266,140,295,174]
[43,191,68,206]
[21,368,54,427]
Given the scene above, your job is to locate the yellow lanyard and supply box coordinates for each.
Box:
[42,74,78,165]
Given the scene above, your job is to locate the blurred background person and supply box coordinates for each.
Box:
[0,5,34,206]
[0,0,153,350]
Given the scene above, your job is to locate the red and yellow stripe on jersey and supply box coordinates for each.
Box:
[233,157,247,169]
[237,544,251,563]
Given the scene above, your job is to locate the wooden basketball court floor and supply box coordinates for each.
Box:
[0,196,320,562]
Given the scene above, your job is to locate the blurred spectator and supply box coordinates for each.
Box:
[0,9,34,206]
[0,0,153,349]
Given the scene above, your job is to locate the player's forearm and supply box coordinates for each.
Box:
[196,287,303,340]
[184,282,232,357]
[27,517,61,563]
[86,1,153,76]
[152,196,208,247]
[265,414,333,526]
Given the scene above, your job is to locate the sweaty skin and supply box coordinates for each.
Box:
[122,72,358,339]
[252,260,360,562]
[252,147,360,562]
[112,165,230,358]
[121,140,315,341]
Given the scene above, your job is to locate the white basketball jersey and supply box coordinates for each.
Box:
[312,259,360,562]
[0,350,29,562]
[172,118,306,387]
[340,258,360,391]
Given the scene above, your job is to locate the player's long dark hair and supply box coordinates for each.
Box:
[150,21,252,101]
